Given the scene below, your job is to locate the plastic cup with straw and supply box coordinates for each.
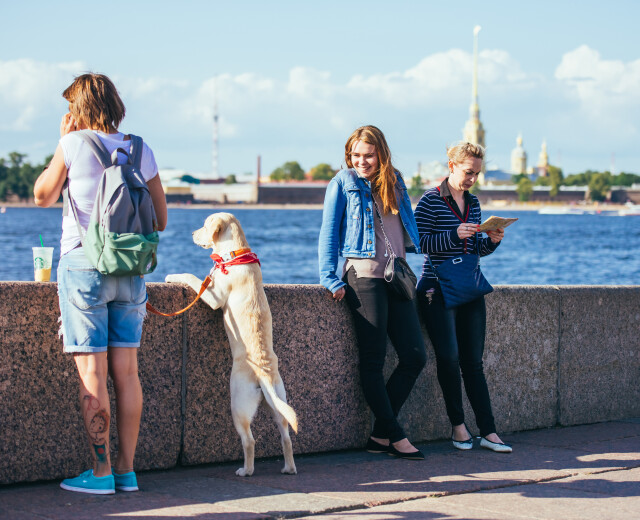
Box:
[33,235,54,282]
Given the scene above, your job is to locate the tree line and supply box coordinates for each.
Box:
[269,160,640,203]
[269,161,335,181]
[0,153,51,202]
[511,166,640,202]
[2,151,639,203]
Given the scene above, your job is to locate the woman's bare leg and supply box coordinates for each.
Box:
[108,347,142,473]
[74,352,111,477]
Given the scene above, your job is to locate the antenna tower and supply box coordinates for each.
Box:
[212,77,219,179]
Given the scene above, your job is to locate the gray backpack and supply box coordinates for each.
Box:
[64,130,159,276]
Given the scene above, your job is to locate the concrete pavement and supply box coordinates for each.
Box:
[1,418,639,519]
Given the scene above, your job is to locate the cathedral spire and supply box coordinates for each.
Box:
[463,25,486,183]
[471,25,480,112]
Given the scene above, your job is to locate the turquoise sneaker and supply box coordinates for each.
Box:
[113,470,139,491]
[60,469,115,495]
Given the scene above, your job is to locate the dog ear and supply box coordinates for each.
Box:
[210,219,225,243]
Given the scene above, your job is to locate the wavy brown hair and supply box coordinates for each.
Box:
[344,125,398,214]
[62,73,125,133]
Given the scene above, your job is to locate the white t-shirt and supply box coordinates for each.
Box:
[59,130,158,256]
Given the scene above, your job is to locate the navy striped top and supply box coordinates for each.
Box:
[415,178,499,281]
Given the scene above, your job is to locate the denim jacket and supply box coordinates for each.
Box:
[318,168,420,294]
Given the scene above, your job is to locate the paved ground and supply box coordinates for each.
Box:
[1,419,639,519]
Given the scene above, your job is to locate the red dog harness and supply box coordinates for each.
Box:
[146,248,261,317]
[210,247,261,275]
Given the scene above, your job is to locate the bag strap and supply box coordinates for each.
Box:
[62,131,112,237]
[125,134,143,169]
[372,196,396,259]
[63,131,106,219]
[62,131,143,219]
[373,197,403,284]
[75,130,112,168]
[77,130,143,168]
[60,179,88,253]
[145,275,212,317]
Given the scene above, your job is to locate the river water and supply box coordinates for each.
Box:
[1,207,639,285]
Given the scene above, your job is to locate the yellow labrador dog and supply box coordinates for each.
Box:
[166,212,297,476]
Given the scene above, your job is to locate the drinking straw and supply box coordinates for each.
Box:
[39,234,44,247]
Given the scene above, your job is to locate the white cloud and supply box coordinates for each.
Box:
[170,47,537,149]
[287,67,336,104]
[119,77,189,98]
[555,45,640,125]
[2,46,637,174]
[346,49,535,108]
[0,59,83,131]
[0,49,532,141]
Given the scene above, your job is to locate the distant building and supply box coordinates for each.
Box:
[417,160,449,182]
[157,168,257,203]
[510,134,527,174]
[257,182,327,204]
[484,168,514,184]
[537,139,549,177]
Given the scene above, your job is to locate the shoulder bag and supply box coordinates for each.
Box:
[426,232,493,309]
[373,199,417,300]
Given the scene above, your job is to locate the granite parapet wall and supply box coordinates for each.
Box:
[0,282,184,485]
[0,283,638,484]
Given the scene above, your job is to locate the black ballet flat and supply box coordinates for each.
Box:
[365,437,390,453]
[387,444,425,460]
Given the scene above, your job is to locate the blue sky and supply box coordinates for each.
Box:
[2,0,639,178]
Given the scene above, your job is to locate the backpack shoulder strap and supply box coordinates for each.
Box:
[75,130,112,168]
[62,179,86,239]
[125,134,143,169]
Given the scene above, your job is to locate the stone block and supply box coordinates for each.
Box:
[181,284,370,465]
[558,286,640,425]
[483,286,559,433]
[134,283,184,470]
[396,286,559,442]
[0,282,184,484]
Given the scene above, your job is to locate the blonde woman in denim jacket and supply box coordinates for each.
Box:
[318,125,426,460]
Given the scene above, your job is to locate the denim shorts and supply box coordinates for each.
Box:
[57,248,148,353]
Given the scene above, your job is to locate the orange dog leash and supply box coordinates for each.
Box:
[146,275,212,317]
[146,248,260,317]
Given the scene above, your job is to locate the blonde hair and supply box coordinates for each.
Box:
[447,141,485,165]
[62,73,125,132]
[345,125,399,214]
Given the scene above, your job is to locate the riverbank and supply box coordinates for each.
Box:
[0,200,631,212]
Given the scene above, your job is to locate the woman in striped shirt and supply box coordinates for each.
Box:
[414,142,512,453]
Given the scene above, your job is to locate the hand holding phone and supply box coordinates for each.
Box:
[60,112,78,137]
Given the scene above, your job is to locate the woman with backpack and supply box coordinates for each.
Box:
[34,73,167,494]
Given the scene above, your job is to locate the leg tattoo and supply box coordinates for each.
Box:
[83,396,110,469]
[93,443,108,463]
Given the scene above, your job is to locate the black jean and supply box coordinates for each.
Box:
[418,280,496,437]
[344,267,427,443]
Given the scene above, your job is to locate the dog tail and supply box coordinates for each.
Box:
[258,377,298,434]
